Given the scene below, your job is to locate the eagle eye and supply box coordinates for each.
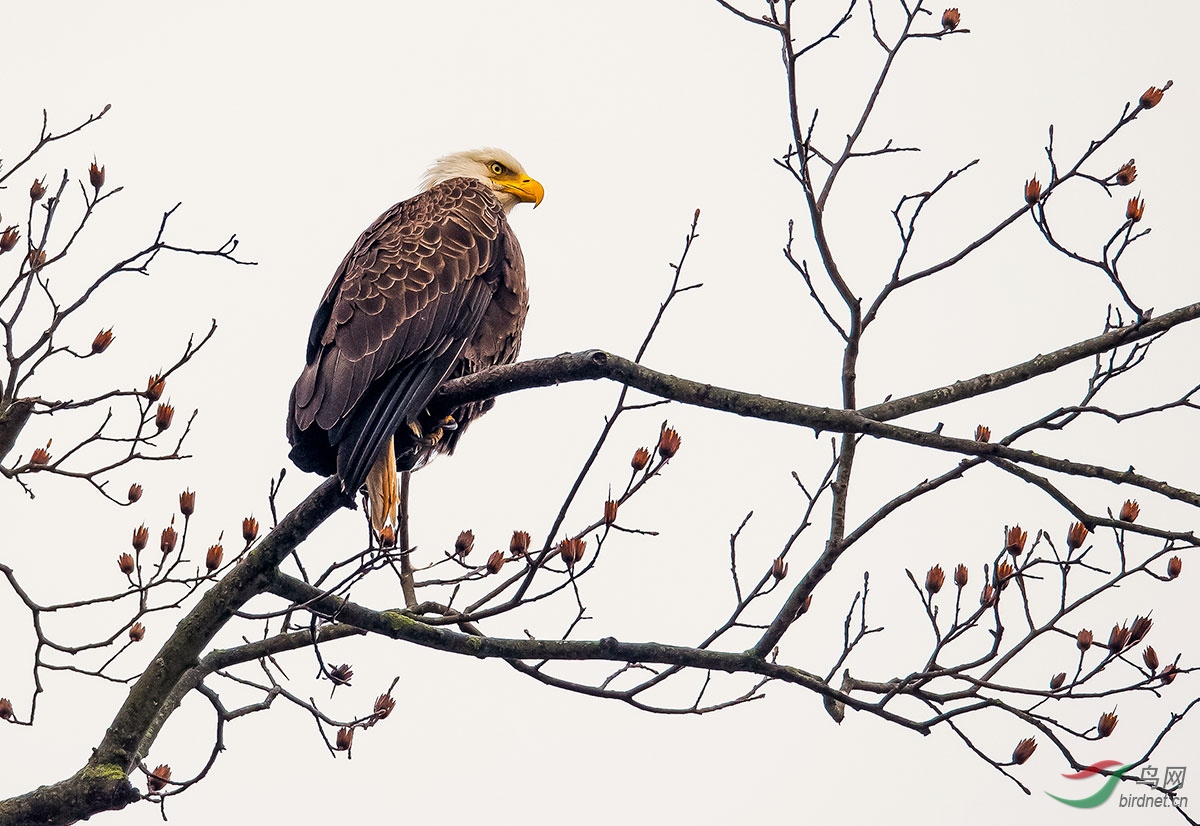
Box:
[488,161,506,175]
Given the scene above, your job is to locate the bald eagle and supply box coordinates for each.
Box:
[287,149,543,531]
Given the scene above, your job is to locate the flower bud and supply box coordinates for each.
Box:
[374,693,396,719]
[91,328,114,354]
[1005,525,1027,556]
[205,543,223,572]
[1066,521,1088,551]
[1024,177,1042,204]
[30,177,47,201]
[30,441,52,465]
[132,524,149,551]
[454,530,474,558]
[1126,197,1145,223]
[335,727,353,751]
[603,499,618,527]
[118,553,136,575]
[0,226,18,253]
[1161,663,1178,685]
[1077,628,1093,652]
[1119,499,1140,522]
[974,424,991,443]
[941,8,960,29]
[510,530,531,555]
[631,447,651,471]
[1107,623,1130,652]
[1167,556,1182,579]
[0,698,12,720]
[179,489,195,516]
[128,483,143,503]
[1128,615,1152,646]
[954,563,968,589]
[242,516,259,543]
[1012,737,1037,765]
[89,160,106,192]
[1050,672,1066,690]
[329,664,353,686]
[558,537,586,568]
[995,560,1014,588]
[146,375,166,401]
[925,564,945,595]
[771,557,788,581]
[1115,160,1137,186]
[1143,646,1159,673]
[980,584,996,607]
[487,550,505,574]
[129,622,146,642]
[1140,86,1166,109]
[155,403,174,431]
[1097,711,1118,738]
[160,524,177,555]
[147,764,171,792]
[657,426,682,459]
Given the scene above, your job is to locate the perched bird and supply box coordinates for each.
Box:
[287,149,543,531]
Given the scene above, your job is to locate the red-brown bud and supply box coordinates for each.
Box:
[487,550,506,574]
[1050,672,1066,690]
[941,8,960,30]
[1140,86,1166,109]
[129,622,146,642]
[1126,197,1145,223]
[374,693,396,719]
[155,403,174,431]
[118,553,136,575]
[329,664,353,686]
[454,530,474,558]
[1108,623,1131,652]
[1167,556,1182,579]
[1024,177,1042,204]
[89,160,106,192]
[335,727,353,751]
[925,564,945,595]
[179,489,195,516]
[30,440,52,465]
[995,560,1014,588]
[1012,737,1037,765]
[242,516,259,544]
[510,530,531,555]
[657,426,682,460]
[30,177,46,201]
[559,537,586,568]
[132,524,149,551]
[980,584,996,607]
[1118,499,1140,522]
[127,483,143,503]
[205,543,223,572]
[954,563,969,589]
[1128,614,1152,646]
[771,556,788,581]
[974,424,991,443]
[1097,711,1118,738]
[1066,521,1088,551]
[0,226,18,253]
[631,447,651,471]
[0,698,12,720]
[91,328,114,354]
[147,764,171,792]
[146,375,166,401]
[603,499,619,527]
[27,249,46,271]
[1077,628,1094,652]
[1161,663,1178,685]
[1115,160,1137,186]
[1005,525,1028,556]
[160,524,177,555]
[1143,646,1159,673]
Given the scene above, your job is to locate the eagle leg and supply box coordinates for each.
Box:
[366,437,399,534]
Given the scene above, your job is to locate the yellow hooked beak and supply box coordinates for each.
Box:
[500,175,545,207]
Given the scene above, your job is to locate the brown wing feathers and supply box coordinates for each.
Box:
[286,178,513,496]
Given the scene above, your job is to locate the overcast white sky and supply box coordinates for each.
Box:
[3,2,1200,824]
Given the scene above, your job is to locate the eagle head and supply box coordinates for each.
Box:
[420,148,544,213]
